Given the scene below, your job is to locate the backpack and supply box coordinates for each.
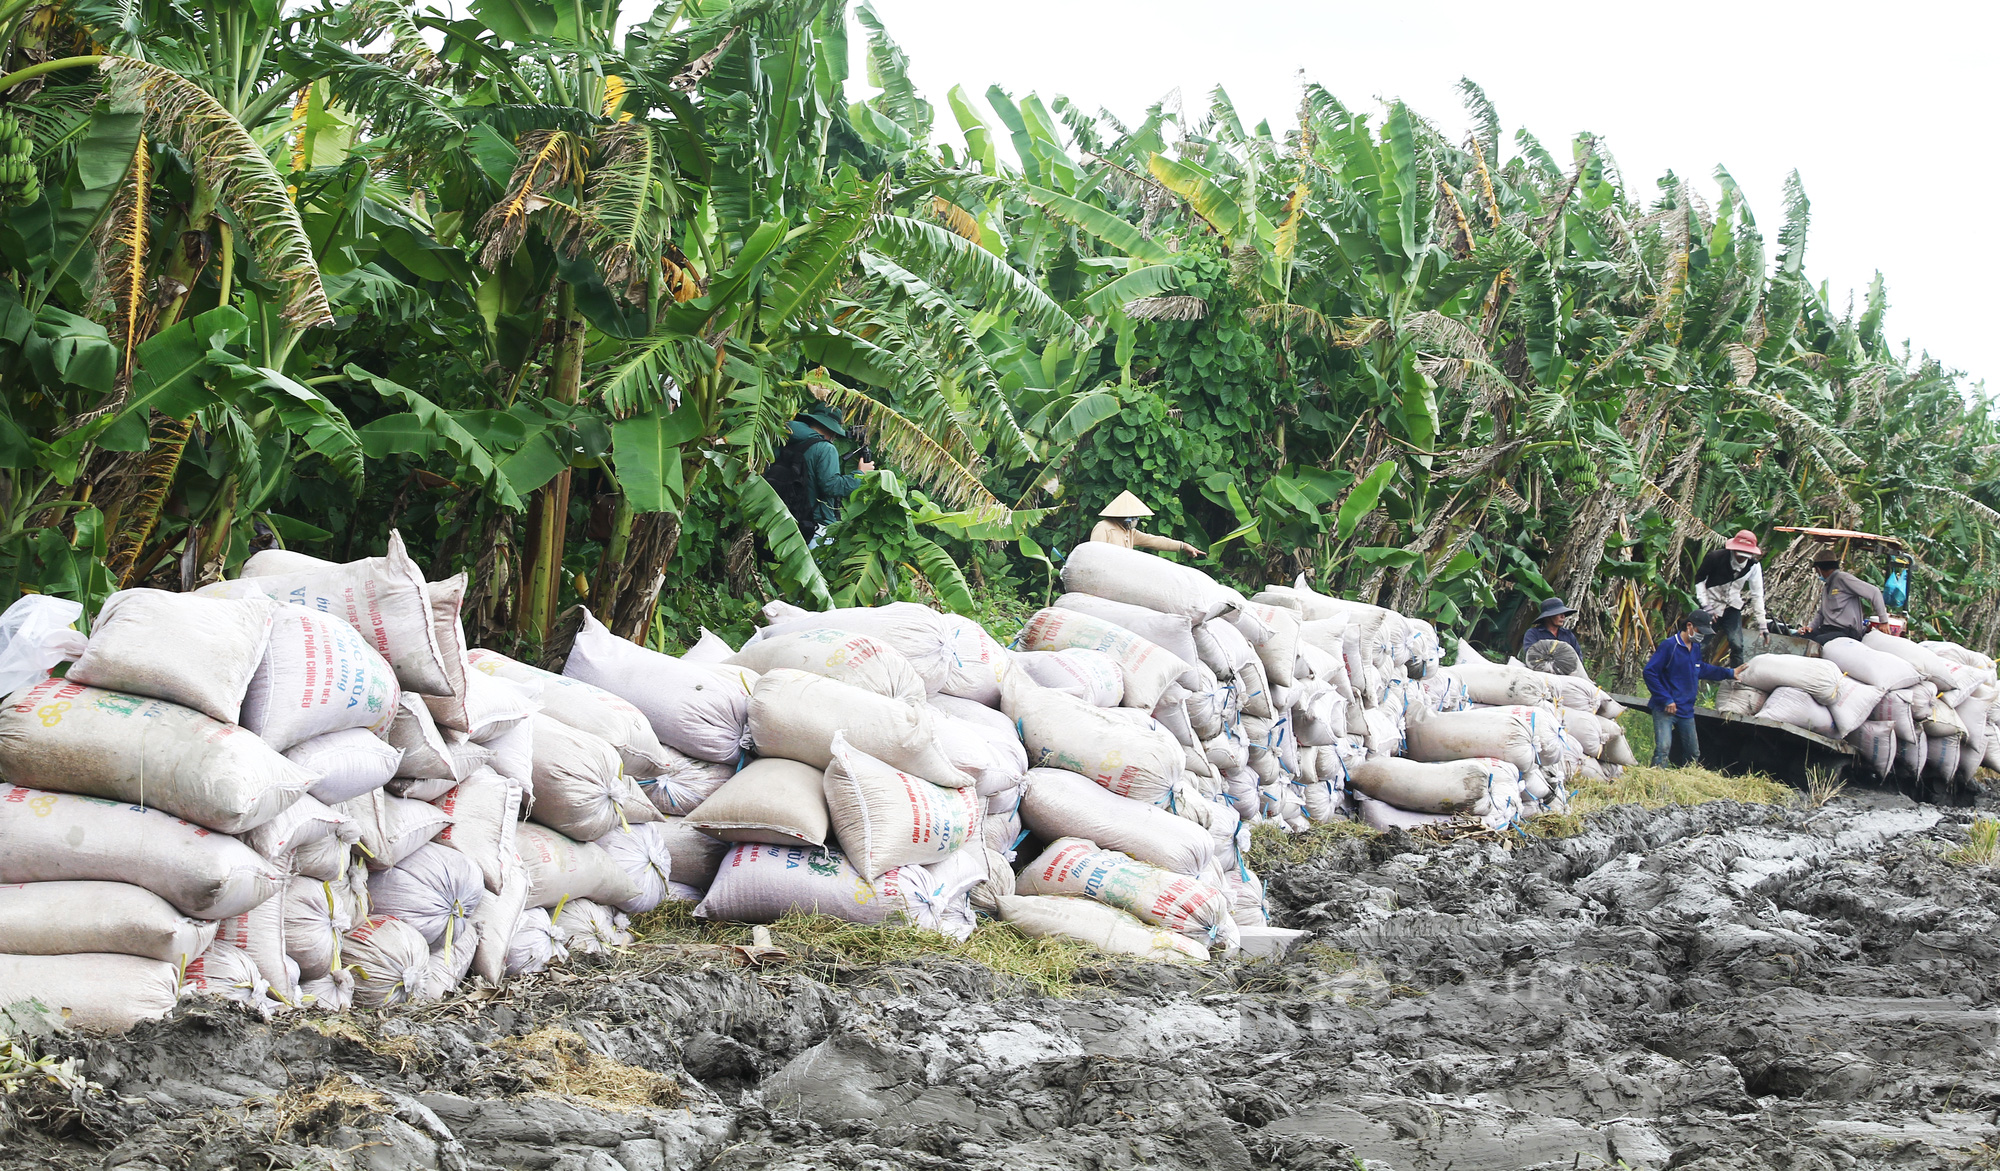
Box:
[764,434,827,537]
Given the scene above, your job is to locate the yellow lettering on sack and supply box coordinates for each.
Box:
[35,700,70,727]
[853,878,876,905]
[27,793,57,817]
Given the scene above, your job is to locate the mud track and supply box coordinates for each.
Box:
[5,788,1999,1170]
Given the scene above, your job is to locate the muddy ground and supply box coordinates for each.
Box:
[5,786,2000,1171]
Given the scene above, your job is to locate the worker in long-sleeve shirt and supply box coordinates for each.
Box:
[1801,555,1888,645]
[1088,492,1204,556]
[1693,529,1767,665]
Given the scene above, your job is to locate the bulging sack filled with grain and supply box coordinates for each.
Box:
[938,614,1010,706]
[1053,593,1202,671]
[1439,659,1558,708]
[0,953,183,1032]
[1827,678,1886,739]
[1353,792,1455,831]
[931,708,1028,796]
[1015,837,1232,946]
[1233,602,1300,687]
[747,669,971,787]
[0,785,282,919]
[1016,608,1189,710]
[565,609,756,764]
[1191,617,1257,679]
[0,881,217,966]
[504,907,566,976]
[433,769,522,894]
[527,714,659,842]
[344,914,433,1008]
[1738,653,1844,704]
[467,649,670,778]
[239,604,399,754]
[596,822,673,913]
[283,875,353,982]
[1348,756,1519,816]
[0,675,314,834]
[822,733,982,880]
[213,891,298,1005]
[1011,648,1124,707]
[288,729,402,805]
[240,794,356,868]
[1819,637,1922,691]
[1760,686,1836,736]
[694,842,951,932]
[422,921,480,998]
[555,898,631,956]
[995,894,1209,962]
[514,823,641,910]
[67,589,274,725]
[385,692,458,787]
[728,627,928,702]
[469,868,528,986]
[368,842,483,948]
[642,748,736,817]
[1060,541,1237,622]
[1002,671,1183,805]
[213,533,453,696]
[336,789,450,872]
[424,667,537,744]
[656,816,730,890]
[183,942,272,1013]
[1713,681,1769,717]
[1848,720,1897,777]
[684,757,830,849]
[1863,631,1961,691]
[1927,734,1962,782]
[752,602,959,692]
[1018,768,1214,877]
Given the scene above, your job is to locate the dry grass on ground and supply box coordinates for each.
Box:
[496,1028,684,1108]
[1245,819,1377,870]
[628,902,1098,996]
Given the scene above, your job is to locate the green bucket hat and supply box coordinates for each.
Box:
[799,407,848,438]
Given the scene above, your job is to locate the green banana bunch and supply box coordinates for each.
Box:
[0,111,40,207]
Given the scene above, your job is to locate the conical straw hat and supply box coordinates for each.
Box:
[1099,491,1153,519]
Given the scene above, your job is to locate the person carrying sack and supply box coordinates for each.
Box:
[1088,492,1204,556]
[1693,529,1767,665]
[1519,596,1584,666]
[1644,611,1744,768]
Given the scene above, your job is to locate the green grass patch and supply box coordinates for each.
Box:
[1568,762,1793,814]
[627,903,1096,996]
[1949,816,2000,866]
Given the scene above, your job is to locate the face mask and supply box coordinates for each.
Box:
[1730,553,1750,572]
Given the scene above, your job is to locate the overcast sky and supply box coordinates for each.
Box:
[849,0,1992,394]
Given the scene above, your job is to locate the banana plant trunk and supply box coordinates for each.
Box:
[520,284,584,642]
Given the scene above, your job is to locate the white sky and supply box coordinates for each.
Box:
[850,0,1994,394]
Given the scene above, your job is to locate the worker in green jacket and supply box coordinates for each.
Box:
[773,408,874,544]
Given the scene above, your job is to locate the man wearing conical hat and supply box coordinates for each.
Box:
[1088,492,1205,556]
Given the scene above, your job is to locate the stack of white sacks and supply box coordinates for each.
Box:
[0,536,1626,1032]
[1718,636,2000,784]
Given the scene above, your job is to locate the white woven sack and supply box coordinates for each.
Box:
[1927,734,1962,782]
[656,816,730,890]
[642,748,735,817]
[469,868,528,985]
[504,906,566,976]
[238,604,399,754]
[565,609,756,763]
[995,894,1208,962]
[1864,631,1960,691]
[1440,660,1557,708]
[1232,602,1299,687]
[67,589,274,724]
[422,921,479,999]
[0,953,182,1032]
[555,898,632,955]
[1015,837,1234,947]
[527,714,659,842]
[1827,678,1885,739]
[183,942,271,1013]
[515,823,641,909]
[1926,699,1967,740]
[749,602,957,693]
[1002,671,1183,805]
[289,835,351,883]
[823,733,982,880]
[1876,689,1918,742]
[929,706,1028,797]
[1819,637,1922,691]
[727,627,927,702]
[1352,792,1454,831]
[335,790,450,873]
[344,914,432,1007]
[1760,686,1835,736]
[467,649,670,778]
[0,784,281,919]
[1059,542,1235,622]
[1925,641,1997,672]
[289,729,402,805]
[214,890,298,1005]
[0,880,217,966]
[1557,706,1605,756]
[681,628,736,664]
[433,768,522,894]
[1847,720,1896,777]
[1403,708,1538,774]
[1011,649,1124,706]
[413,572,474,730]
[0,675,313,834]
[938,615,1010,706]
[1015,608,1188,710]
[1737,654,1842,704]
[1052,592,1201,671]
[1153,686,1198,749]
[1713,681,1769,717]
[596,822,673,913]
[215,532,452,696]
[1349,756,1518,816]
[695,842,940,929]
[283,875,354,982]
[385,692,459,788]
[368,842,482,947]
[1018,768,1213,876]
[425,666,537,744]
[240,794,357,867]
[684,757,830,848]
[748,669,972,787]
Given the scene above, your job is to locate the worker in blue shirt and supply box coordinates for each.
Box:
[1643,611,1745,768]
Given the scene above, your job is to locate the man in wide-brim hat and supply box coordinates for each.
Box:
[1520,595,1583,664]
[1088,492,1204,556]
[1693,529,1767,665]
